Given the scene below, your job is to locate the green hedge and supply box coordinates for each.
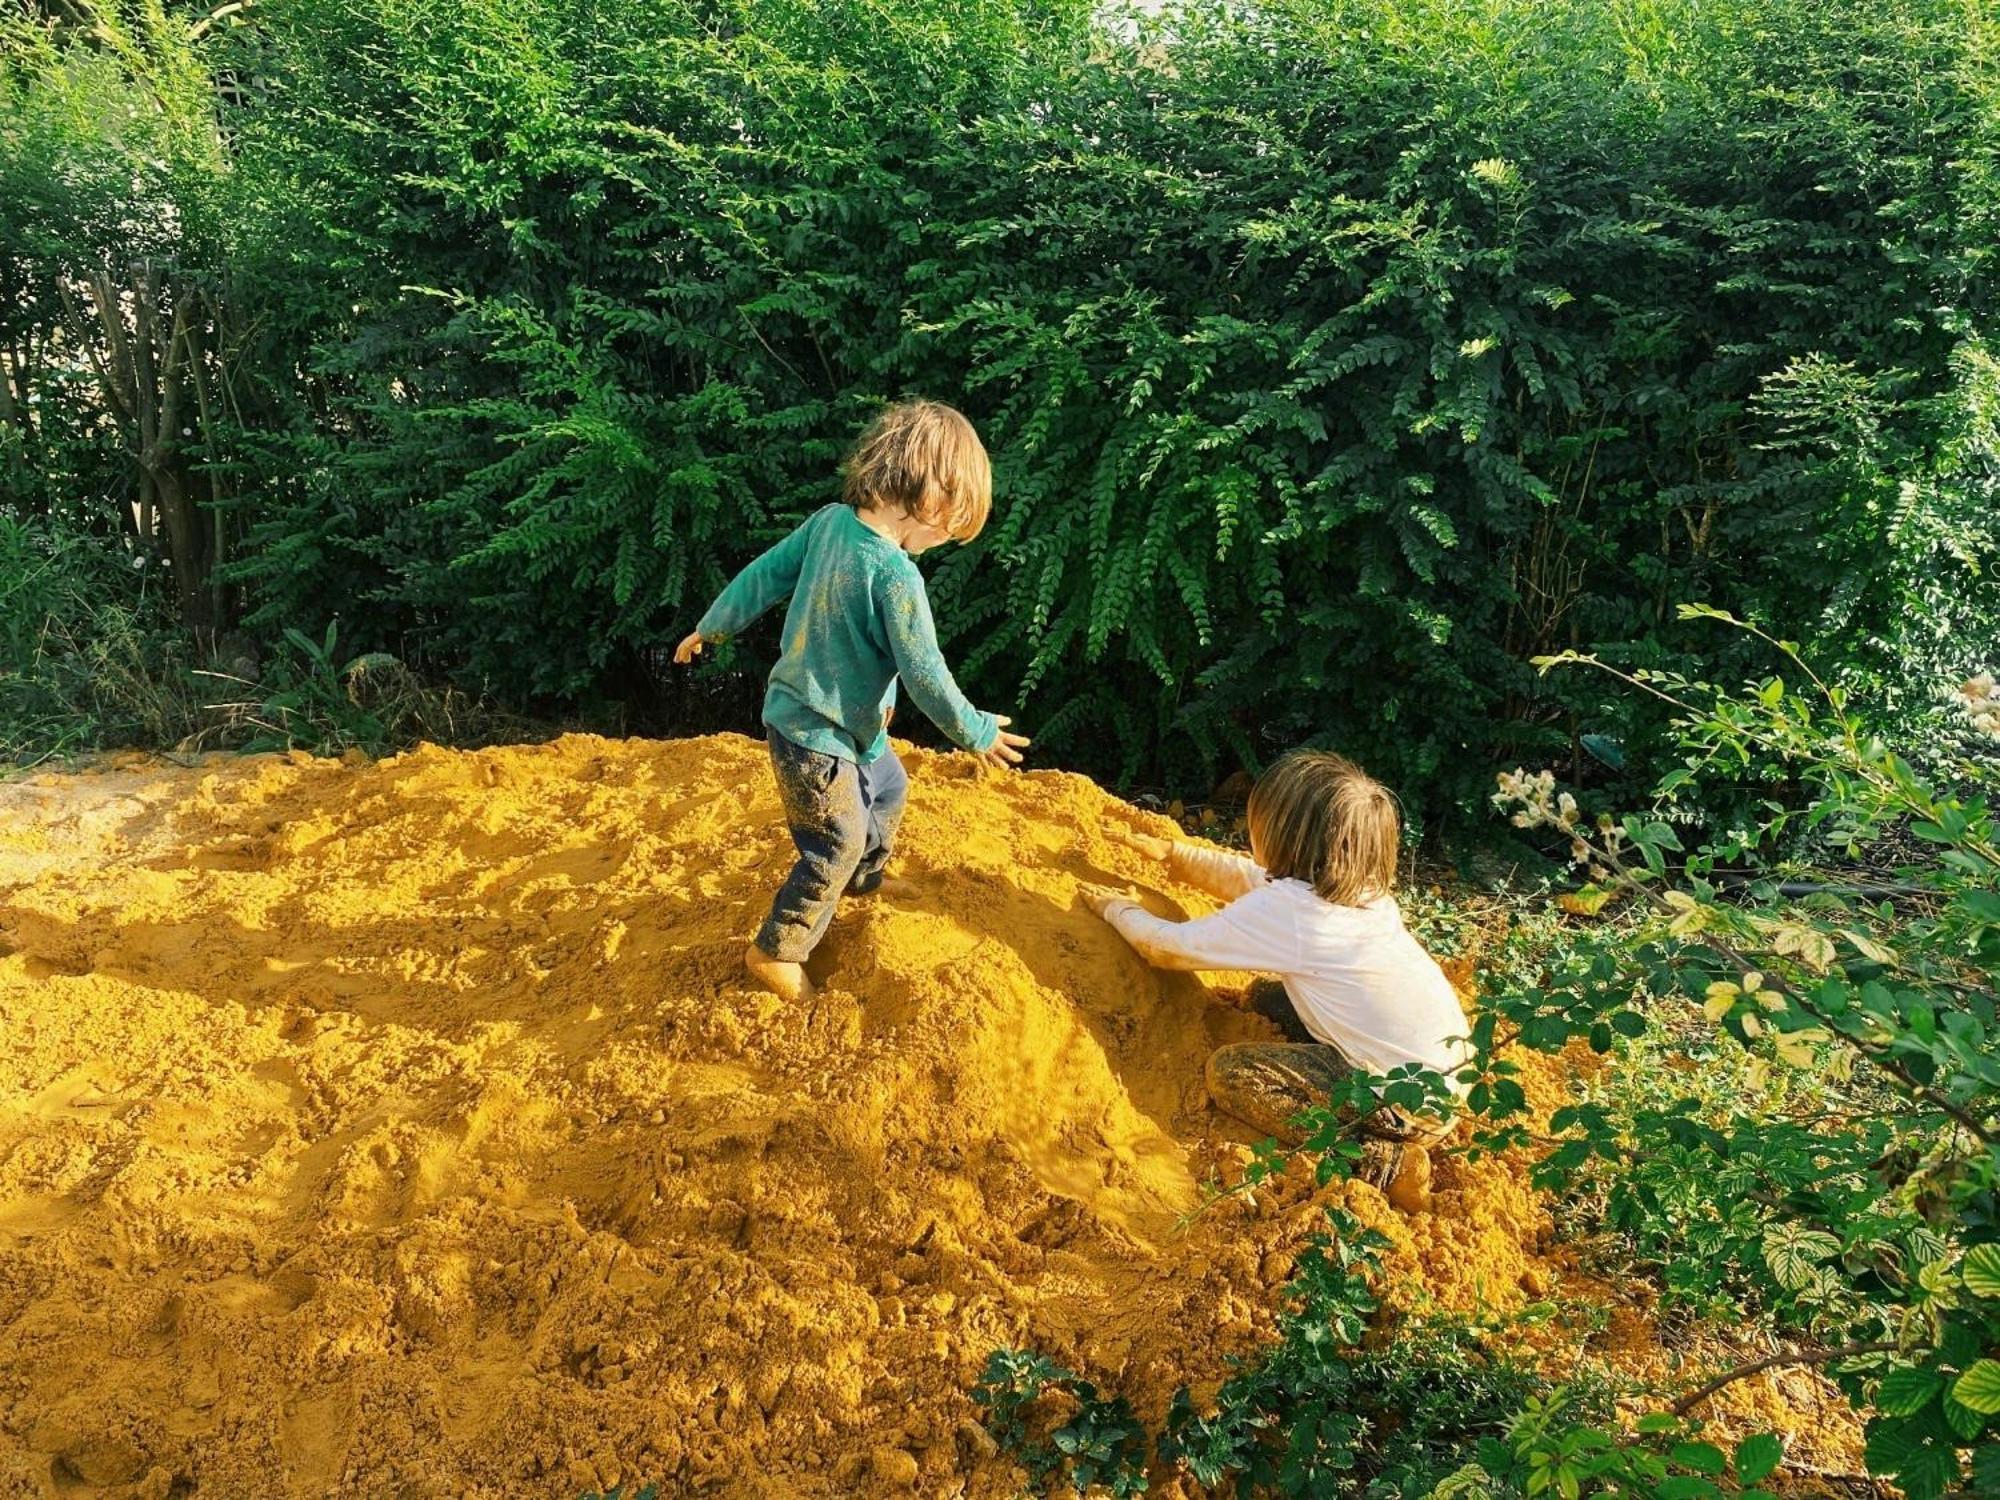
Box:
[7,0,1998,811]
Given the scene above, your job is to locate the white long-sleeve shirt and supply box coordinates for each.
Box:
[1103,843,1474,1092]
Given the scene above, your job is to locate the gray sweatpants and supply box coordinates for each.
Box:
[755,729,908,963]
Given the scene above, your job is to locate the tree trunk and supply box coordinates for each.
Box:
[0,343,33,517]
[154,464,212,631]
[0,347,19,431]
[186,321,229,627]
[62,260,219,633]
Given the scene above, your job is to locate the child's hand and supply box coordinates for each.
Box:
[673,630,709,665]
[1079,884,1133,918]
[1108,827,1174,864]
[982,715,1032,769]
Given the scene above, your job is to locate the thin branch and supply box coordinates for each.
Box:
[128,263,161,459]
[156,280,196,459]
[1670,1340,1897,1416]
[56,278,135,433]
[189,0,255,39]
[735,306,814,393]
[1710,873,1928,900]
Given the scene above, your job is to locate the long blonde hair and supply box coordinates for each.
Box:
[1246,749,1401,906]
[841,399,992,542]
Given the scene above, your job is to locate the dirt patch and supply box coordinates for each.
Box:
[0,735,1860,1495]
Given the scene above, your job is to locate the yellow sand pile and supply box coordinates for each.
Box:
[0,735,1857,1496]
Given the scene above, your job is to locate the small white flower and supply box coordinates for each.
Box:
[1958,672,2000,740]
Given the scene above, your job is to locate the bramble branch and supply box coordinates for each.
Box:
[1669,1340,1897,1416]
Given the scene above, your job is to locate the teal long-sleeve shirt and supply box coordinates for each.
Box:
[695,504,999,763]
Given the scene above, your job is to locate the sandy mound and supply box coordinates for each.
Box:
[0,735,1857,1496]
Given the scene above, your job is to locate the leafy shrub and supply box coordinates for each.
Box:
[974,1347,1152,1498]
[1,2,238,628]
[0,516,203,762]
[11,0,1983,808]
[1472,615,2000,1498]
[977,1205,1730,1498]
[1156,1215,1566,1497]
[0,513,514,763]
[199,620,513,755]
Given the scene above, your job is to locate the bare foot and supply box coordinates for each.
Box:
[743,943,811,1003]
[1384,1143,1432,1215]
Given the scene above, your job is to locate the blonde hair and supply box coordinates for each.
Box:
[841,399,992,542]
[1246,749,1401,906]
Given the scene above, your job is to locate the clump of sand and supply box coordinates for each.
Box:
[0,735,1858,1495]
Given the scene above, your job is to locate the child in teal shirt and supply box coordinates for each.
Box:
[676,400,1030,1000]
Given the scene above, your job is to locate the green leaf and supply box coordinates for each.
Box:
[1943,1319,1985,1366]
[1896,1446,1959,1500]
[1864,1416,1920,1474]
[1670,1440,1726,1476]
[1973,1441,2000,1491]
[1579,733,1624,769]
[1877,1367,1944,1417]
[1734,1432,1783,1484]
[1944,1394,1988,1442]
[1963,1244,2000,1299]
[1952,1360,2000,1416]
[1762,1226,1840,1292]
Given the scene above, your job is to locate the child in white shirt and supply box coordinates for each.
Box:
[1083,750,1471,1207]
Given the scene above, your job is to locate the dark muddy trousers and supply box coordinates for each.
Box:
[755,729,908,964]
[1206,980,1431,1189]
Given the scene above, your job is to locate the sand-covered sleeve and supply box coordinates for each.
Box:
[695,515,816,640]
[877,561,998,752]
[1169,843,1267,901]
[1101,885,1296,973]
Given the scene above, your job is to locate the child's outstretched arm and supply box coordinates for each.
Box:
[674,521,815,662]
[1081,884,1291,973]
[878,568,1030,767]
[1108,828,1266,901]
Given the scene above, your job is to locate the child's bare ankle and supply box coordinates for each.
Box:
[743,943,811,1002]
